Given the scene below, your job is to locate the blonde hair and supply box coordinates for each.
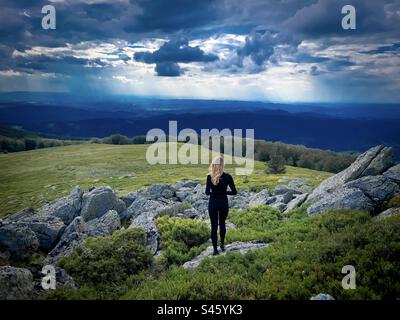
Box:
[209,155,224,185]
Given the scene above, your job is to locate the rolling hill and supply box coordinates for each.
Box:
[0,143,332,217]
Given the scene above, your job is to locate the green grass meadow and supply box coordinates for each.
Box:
[0,143,331,216]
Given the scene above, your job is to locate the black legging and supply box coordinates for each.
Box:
[208,200,229,250]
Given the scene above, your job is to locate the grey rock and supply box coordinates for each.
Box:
[308,145,395,203]
[36,186,82,225]
[175,187,193,202]
[288,179,312,193]
[310,293,335,300]
[182,241,269,269]
[307,187,374,216]
[383,164,400,184]
[81,187,119,221]
[129,211,160,254]
[360,147,396,177]
[274,185,293,195]
[121,197,165,222]
[374,207,400,221]
[173,180,201,189]
[85,210,121,237]
[284,193,309,214]
[0,266,34,300]
[249,189,271,206]
[147,184,176,200]
[270,202,286,212]
[345,175,399,205]
[47,231,88,264]
[0,224,39,260]
[2,207,36,224]
[23,215,66,251]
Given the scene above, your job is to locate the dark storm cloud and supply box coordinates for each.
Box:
[0,0,399,101]
[135,38,218,76]
[125,0,220,33]
[155,62,182,77]
[284,0,400,38]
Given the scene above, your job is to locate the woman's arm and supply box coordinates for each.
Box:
[205,175,212,195]
[226,174,237,195]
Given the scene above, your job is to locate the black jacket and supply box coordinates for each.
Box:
[205,172,237,200]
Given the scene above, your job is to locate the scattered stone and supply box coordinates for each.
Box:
[182,241,269,269]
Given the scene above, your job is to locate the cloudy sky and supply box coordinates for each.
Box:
[0,0,399,103]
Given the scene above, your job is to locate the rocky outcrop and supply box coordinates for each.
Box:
[306,146,399,216]
[307,146,395,203]
[182,241,269,269]
[384,164,400,184]
[81,187,122,221]
[0,266,34,300]
[47,210,121,263]
[36,186,82,225]
[307,187,374,216]
[0,224,39,260]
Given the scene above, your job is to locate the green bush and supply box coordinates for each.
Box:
[124,208,400,300]
[388,194,400,208]
[155,216,209,268]
[101,134,132,145]
[57,228,153,287]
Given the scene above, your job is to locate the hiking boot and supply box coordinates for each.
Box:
[220,244,225,252]
[213,249,219,256]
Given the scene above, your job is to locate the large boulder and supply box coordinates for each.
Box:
[345,176,399,205]
[307,146,395,203]
[146,184,176,200]
[307,187,374,216]
[121,197,165,222]
[22,215,66,251]
[0,224,39,260]
[85,210,121,237]
[81,187,120,221]
[0,266,35,300]
[383,164,400,184]
[249,189,271,206]
[47,230,88,264]
[36,186,82,225]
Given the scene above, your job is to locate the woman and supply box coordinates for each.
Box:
[205,155,237,255]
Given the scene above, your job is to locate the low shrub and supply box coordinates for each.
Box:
[57,228,153,287]
[155,216,209,268]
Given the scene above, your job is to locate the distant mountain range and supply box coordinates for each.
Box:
[0,93,399,155]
